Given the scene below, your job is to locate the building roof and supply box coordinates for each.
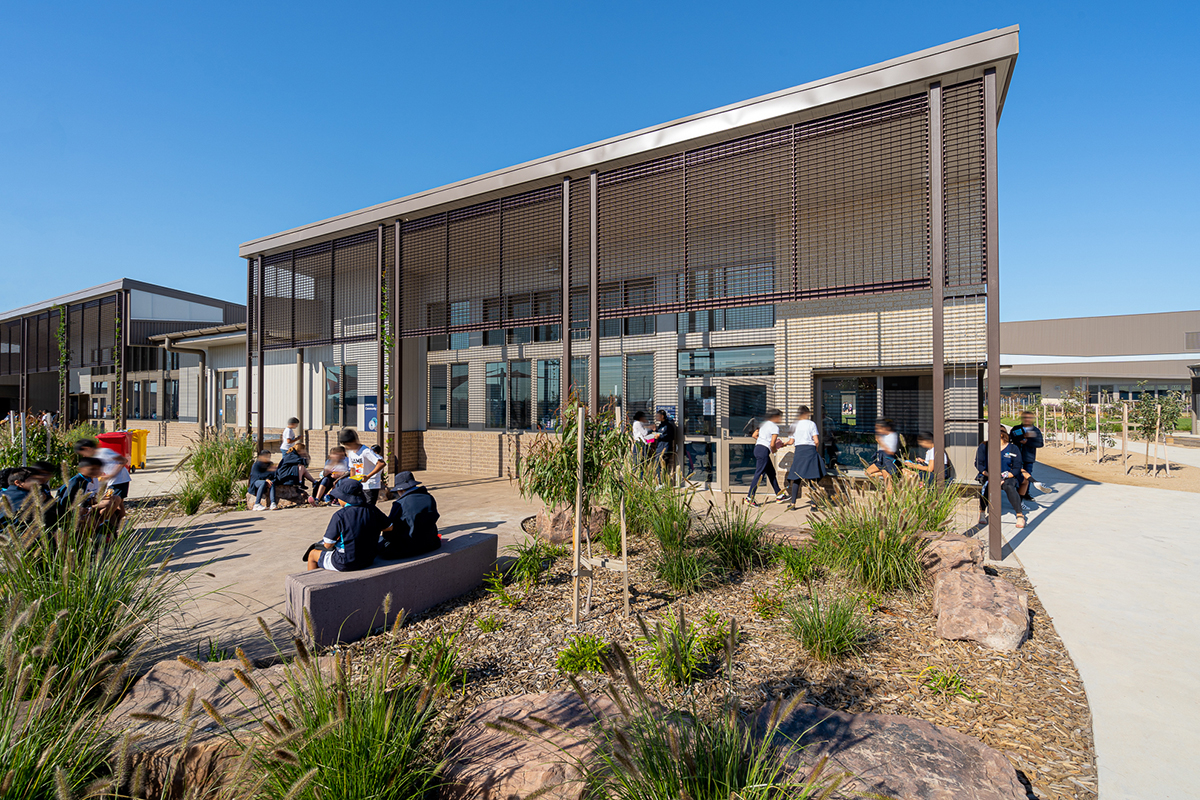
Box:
[240,26,1019,259]
[1002,310,1200,358]
[0,278,242,324]
[147,322,247,348]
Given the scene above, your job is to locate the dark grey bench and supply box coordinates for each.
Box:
[284,532,498,646]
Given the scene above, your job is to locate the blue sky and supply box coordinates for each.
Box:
[2,1,1196,320]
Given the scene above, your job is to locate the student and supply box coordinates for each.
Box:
[381,471,442,559]
[340,428,384,506]
[281,417,301,453]
[57,456,123,534]
[864,419,900,481]
[1011,410,1052,500]
[652,410,677,482]
[631,411,652,460]
[312,446,350,505]
[746,409,787,507]
[976,429,1028,529]
[77,438,132,500]
[248,450,277,512]
[275,442,314,487]
[40,410,53,429]
[305,478,391,572]
[1,468,37,528]
[904,431,950,484]
[783,405,824,511]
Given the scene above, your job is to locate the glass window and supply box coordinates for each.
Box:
[534,292,560,343]
[683,441,716,483]
[483,298,505,347]
[537,359,560,429]
[223,372,239,389]
[429,365,448,426]
[147,381,158,420]
[678,346,775,378]
[599,356,622,412]
[486,362,506,428]
[324,365,341,427]
[821,377,879,470]
[343,365,358,428]
[510,360,531,430]
[131,381,141,420]
[570,290,588,341]
[571,357,588,404]
[450,301,470,351]
[728,384,767,439]
[450,364,469,428]
[626,354,654,419]
[683,385,716,436]
[165,379,179,420]
[508,295,531,345]
[428,303,448,352]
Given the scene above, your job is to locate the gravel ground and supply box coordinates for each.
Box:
[349,527,1097,800]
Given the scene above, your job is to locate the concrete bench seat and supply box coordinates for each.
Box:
[284,531,498,646]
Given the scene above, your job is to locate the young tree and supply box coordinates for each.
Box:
[1130,382,1186,472]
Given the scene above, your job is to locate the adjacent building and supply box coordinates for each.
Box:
[238,28,1019,489]
[0,279,244,443]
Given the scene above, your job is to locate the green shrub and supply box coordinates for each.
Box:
[786,590,869,662]
[206,636,448,800]
[177,480,206,515]
[405,629,462,689]
[809,478,958,594]
[635,608,711,686]
[920,666,984,702]
[475,614,503,633]
[701,499,767,572]
[0,421,96,488]
[179,431,254,509]
[483,566,522,608]
[555,634,610,674]
[652,549,711,594]
[505,537,566,588]
[751,590,784,620]
[697,610,740,660]
[622,472,666,538]
[773,543,821,583]
[649,486,693,551]
[598,520,623,556]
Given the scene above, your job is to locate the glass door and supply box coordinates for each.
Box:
[679,377,717,486]
[722,381,770,492]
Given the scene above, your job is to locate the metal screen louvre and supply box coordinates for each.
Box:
[332,230,377,341]
[246,260,256,355]
[597,153,685,319]
[291,241,333,346]
[942,80,986,287]
[796,94,930,295]
[448,201,500,330]
[0,322,15,375]
[401,214,448,338]
[686,127,792,307]
[501,186,562,335]
[98,298,116,365]
[263,251,295,348]
[69,305,84,368]
[569,177,590,340]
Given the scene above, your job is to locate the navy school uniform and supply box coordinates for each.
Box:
[321,504,389,571]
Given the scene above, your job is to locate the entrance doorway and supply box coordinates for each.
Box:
[678,377,774,491]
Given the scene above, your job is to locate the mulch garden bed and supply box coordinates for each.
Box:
[349,519,1097,800]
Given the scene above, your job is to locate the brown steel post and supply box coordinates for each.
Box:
[376,223,385,460]
[245,257,254,438]
[929,82,946,486]
[571,406,585,624]
[19,316,28,417]
[588,170,599,415]
[984,69,1002,561]
[391,220,403,471]
[561,177,572,408]
[256,256,265,452]
[296,348,304,437]
[117,291,127,430]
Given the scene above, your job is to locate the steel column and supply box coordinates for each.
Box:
[984,69,1002,561]
[117,291,127,430]
[929,82,946,487]
[245,257,254,437]
[588,170,599,415]
[19,316,27,417]
[256,255,265,451]
[376,223,385,460]
[391,220,403,470]
[561,177,572,407]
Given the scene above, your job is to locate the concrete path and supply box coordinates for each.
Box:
[128,445,187,499]
[999,464,1200,800]
[151,472,538,661]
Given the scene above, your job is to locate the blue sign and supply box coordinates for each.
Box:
[364,396,378,432]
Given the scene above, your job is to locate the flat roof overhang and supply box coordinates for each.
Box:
[240,26,1018,259]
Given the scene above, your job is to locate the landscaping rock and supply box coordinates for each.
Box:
[534,505,609,546]
[443,691,621,800]
[934,571,1029,651]
[274,484,309,507]
[756,700,1027,800]
[109,655,331,798]
[920,532,984,577]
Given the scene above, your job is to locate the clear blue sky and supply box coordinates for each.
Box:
[2,1,1196,321]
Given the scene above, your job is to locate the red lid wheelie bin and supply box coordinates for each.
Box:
[96,431,133,464]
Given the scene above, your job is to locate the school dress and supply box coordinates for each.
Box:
[786,419,826,481]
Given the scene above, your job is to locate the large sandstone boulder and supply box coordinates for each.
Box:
[756,700,1027,800]
[534,505,609,546]
[443,691,621,800]
[934,571,1029,651]
[109,655,332,798]
[920,532,984,577]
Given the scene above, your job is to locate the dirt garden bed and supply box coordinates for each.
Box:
[350,524,1097,800]
[1038,443,1199,493]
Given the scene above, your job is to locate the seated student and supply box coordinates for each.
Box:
[75,439,130,517]
[1,468,38,529]
[276,442,315,488]
[312,446,349,505]
[903,431,951,484]
[57,456,123,536]
[248,450,277,512]
[380,471,441,559]
[305,478,391,572]
[976,428,1028,529]
[864,419,900,481]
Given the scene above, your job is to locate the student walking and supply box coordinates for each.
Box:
[746,409,786,506]
[783,405,825,511]
[864,419,900,481]
[631,411,653,462]
[1011,410,1052,500]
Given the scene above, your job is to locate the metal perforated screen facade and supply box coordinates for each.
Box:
[0,298,119,377]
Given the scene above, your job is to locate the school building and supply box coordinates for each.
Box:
[0,279,244,443]
[236,28,1019,489]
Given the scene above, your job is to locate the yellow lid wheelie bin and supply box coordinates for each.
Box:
[128,429,149,472]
